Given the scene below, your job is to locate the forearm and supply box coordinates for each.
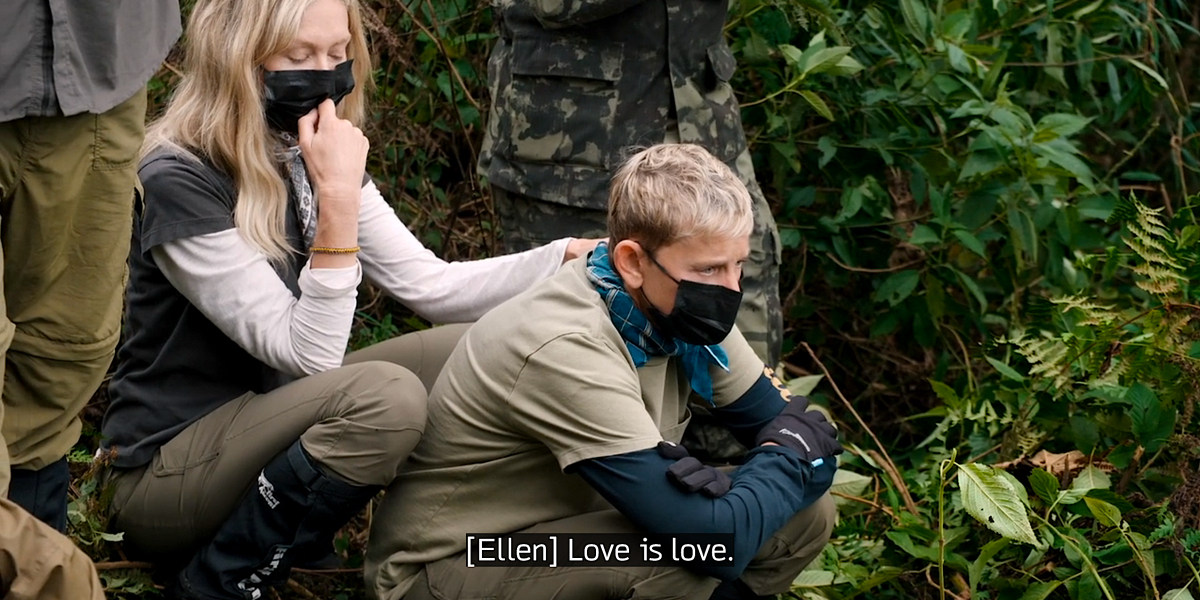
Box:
[153,231,359,377]
[357,182,569,322]
[309,190,360,269]
[712,372,788,448]
[571,445,812,581]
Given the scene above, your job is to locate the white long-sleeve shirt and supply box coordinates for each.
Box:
[153,180,571,377]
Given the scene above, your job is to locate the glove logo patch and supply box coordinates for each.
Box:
[777,428,813,453]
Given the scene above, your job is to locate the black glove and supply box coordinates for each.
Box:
[656,441,732,498]
[753,401,843,463]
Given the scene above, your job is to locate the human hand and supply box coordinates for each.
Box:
[298,99,368,207]
[754,401,842,464]
[656,441,731,498]
[563,238,605,263]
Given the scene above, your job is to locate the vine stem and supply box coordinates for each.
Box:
[801,342,919,516]
[1030,513,1117,600]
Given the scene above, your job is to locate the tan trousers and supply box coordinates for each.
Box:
[0,497,105,600]
[0,88,147,492]
[108,325,468,561]
[407,494,837,600]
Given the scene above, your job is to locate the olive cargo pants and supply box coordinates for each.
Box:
[107,325,468,561]
[0,89,146,506]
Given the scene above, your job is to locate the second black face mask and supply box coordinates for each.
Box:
[262,59,356,135]
[644,254,744,346]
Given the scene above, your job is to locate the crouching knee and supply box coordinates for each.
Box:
[739,493,838,595]
[304,361,429,487]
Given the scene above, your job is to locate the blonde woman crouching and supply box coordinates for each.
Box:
[98,1,598,598]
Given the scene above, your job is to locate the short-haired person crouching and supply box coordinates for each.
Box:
[366,144,842,600]
[97,1,597,598]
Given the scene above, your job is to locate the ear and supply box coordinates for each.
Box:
[612,240,647,289]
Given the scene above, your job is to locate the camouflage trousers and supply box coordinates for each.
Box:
[492,147,783,368]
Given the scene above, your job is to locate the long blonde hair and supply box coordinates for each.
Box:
[144,0,373,263]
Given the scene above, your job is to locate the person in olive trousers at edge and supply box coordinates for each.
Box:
[0,2,178,596]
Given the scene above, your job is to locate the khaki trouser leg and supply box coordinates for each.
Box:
[0,88,145,473]
[409,496,834,600]
[108,360,427,561]
[0,497,105,600]
[343,323,470,392]
[739,493,837,594]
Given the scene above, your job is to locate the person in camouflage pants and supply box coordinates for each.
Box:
[479,0,783,369]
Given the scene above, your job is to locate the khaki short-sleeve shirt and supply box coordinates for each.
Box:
[366,258,761,600]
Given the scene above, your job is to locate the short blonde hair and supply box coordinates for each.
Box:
[608,144,753,252]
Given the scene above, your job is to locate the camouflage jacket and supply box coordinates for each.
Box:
[478,0,750,210]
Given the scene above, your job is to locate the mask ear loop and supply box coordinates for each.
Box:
[639,242,684,286]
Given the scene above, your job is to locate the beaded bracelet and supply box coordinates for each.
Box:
[309,246,361,254]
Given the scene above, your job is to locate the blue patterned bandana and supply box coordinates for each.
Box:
[585,242,729,403]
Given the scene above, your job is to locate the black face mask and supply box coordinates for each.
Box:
[262,59,356,134]
[642,252,743,346]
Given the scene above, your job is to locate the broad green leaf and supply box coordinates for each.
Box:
[952,229,987,257]
[830,469,873,506]
[1164,589,1196,600]
[779,44,804,66]
[826,55,865,77]
[1034,140,1096,191]
[798,47,852,78]
[1057,485,1087,505]
[771,142,802,174]
[1071,465,1112,491]
[1029,468,1059,504]
[873,270,920,306]
[886,531,939,561]
[910,224,940,245]
[742,33,773,64]
[1019,581,1061,600]
[792,570,835,587]
[986,357,1024,382]
[1075,571,1103,600]
[799,90,834,121]
[1085,489,1133,513]
[998,468,1031,507]
[1083,497,1121,527]
[1044,24,1066,86]
[899,0,929,43]
[959,150,1005,181]
[969,538,1009,593]
[817,136,837,168]
[953,268,987,310]
[1128,382,1176,452]
[957,463,1039,545]
[925,272,946,319]
[929,380,960,410]
[947,43,971,74]
[787,374,824,397]
[1036,113,1093,138]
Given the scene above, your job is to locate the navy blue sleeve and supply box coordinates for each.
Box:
[569,445,815,581]
[711,373,789,448]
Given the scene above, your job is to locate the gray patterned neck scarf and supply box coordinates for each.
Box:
[277,133,318,252]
